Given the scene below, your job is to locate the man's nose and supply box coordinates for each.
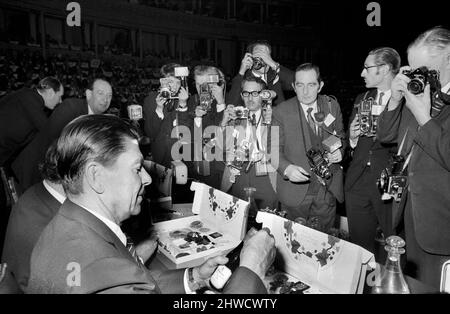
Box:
[141,168,152,186]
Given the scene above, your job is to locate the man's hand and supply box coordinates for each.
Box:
[284,164,310,182]
[239,53,253,76]
[195,106,207,118]
[0,263,6,284]
[155,93,166,112]
[135,232,158,263]
[239,228,276,280]
[221,105,236,127]
[388,66,411,110]
[349,114,361,141]
[210,84,225,105]
[192,255,229,283]
[404,84,432,126]
[327,149,342,164]
[178,86,189,103]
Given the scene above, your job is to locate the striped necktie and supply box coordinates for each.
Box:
[126,236,144,267]
[307,107,316,135]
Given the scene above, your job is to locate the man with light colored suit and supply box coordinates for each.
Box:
[27,114,275,294]
[273,63,345,231]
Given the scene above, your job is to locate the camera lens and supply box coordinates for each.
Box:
[160,89,171,99]
[407,79,425,95]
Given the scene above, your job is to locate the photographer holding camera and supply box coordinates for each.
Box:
[228,40,293,107]
[377,27,450,289]
[345,47,401,254]
[143,63,189,148]
[216,75,278,210]
[273,63,345,232]
[190,65,227,189]
[146,64,191,169]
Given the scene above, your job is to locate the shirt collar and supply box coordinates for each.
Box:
[78,204,127,246]
[42,180,66,204]
[376,89,391,107]
[442,82,450,94]
[88,104,94,115]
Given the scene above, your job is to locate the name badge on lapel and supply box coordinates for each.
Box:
[324,114,335,127]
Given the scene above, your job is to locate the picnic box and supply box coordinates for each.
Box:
[153,182,249,269]
[257,211,375,294]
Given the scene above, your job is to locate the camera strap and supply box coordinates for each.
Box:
[397,129,414,173]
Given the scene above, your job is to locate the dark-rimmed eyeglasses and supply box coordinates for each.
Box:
[241,90,261,97]
[363,64,386,71]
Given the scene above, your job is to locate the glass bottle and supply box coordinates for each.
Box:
[371,235,410,294]
[244,187,258,231]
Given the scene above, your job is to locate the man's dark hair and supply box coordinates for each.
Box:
[160,63,182,78]
[37,77,62,93]
[55,115,139,195]
[368,47,401,75]
[246,40,272,54]
[38,142,61,183]
[241,73,267,90]
[86,78,111,91]
[295,63,322,83]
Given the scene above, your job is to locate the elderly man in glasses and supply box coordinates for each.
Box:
[345,47,401,255]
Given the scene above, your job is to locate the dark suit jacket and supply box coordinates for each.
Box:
[142,91,169,145]
[12,98,88,190]
[0,88,49,166]
[1,182,61,292]
[228,66,293,107]
[273,95,345,207]
[27,199,266,294]
[344,90,397,192]
[378,102,450,255]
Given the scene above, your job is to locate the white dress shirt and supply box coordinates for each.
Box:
[300,100,319,133]
[42,180,66,204]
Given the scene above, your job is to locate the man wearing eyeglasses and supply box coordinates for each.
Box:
[273,63,345,232]
[11,78,113,192]
[345,47,400,254]
[217,75,278,210]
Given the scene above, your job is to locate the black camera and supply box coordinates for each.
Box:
[358,96,383,137]
[306,148,332,180]
[377,155,408,202]
[251,57,266,70]
[403,66,439,95]
[159,77,178,100]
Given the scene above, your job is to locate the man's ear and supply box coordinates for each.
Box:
[291,82,296,90]
[85,162,104,194]
[318,81,325,93]
[47,88,56,99]
[85,89,92,100]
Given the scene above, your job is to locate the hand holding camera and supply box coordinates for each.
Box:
[221,105,236,126]
[284,164,310,183]
[349,114,361,140]
[239,53,254,76]
[195,105,208,118]
[326,149,342,164]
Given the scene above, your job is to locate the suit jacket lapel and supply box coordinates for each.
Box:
[59,200,132,260]
[295,98,312,149]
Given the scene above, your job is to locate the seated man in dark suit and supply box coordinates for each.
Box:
[27,114,275,294]
[12,78,113,191]
[1,143,66,292]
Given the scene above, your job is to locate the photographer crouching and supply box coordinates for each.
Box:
[377,27,450,289]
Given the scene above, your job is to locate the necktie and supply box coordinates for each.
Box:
[307,107,316,135]
[250,113,256,126]
[378,92,385,106]
[126,236,144,267]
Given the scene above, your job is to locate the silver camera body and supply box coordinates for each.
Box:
[358,97,379,137]
[199,74,220,112]
[233,106,249,119]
